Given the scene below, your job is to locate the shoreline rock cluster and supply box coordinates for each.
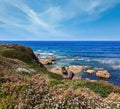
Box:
[49,65,85,80]
[35,52,111,80]
[39,58,55,65]
[35,53,55,65]
[86,68,110,79]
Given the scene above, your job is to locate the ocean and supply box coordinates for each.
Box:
[1,41,120,86]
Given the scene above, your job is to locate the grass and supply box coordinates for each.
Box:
[73,80,120,97]
[50,80,64,86]
[20,71,35,77]
[50,79,120,97]
[0,49,32,63]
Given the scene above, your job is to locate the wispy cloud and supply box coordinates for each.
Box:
[0,0,120,40]
[41,0,120,23]
[2,0,54,31]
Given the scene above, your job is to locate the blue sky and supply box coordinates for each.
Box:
[0,0,120,41]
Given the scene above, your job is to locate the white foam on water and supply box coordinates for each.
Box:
[60,57,86,62]
[112,65,120,70]
[94,58,120,64]
[37,50,41,52]
[55,55,67,59]
[40,52,54,58]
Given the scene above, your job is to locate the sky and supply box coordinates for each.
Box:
[0,0,120,41]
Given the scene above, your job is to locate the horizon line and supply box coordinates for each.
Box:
[1,40,120,42]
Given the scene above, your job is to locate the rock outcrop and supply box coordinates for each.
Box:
[39,58,55,65]
[49,65,85,79]
[48,66,75,79]
[0,44,45,69]
[49,65,85,75]
[61,67,74,79]
[68,65,85,74]
[85,68,111,79]
[96,70,110,79]
[16,68,36,74]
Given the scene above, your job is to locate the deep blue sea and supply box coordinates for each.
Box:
[1,41,120,86]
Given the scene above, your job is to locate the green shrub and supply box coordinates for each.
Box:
[85,82,113,97]
[0,49,32,63]
[50,80,64,86]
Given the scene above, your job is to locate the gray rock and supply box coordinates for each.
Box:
[16,68,36,73]
[16,68,30,73]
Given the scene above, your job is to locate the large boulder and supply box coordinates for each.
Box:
[61,67,74,79]
[96,70,110,79]
[50,66,75,79]
[67,71,75,79]
[68,65,85,74]
[16,68,30,73]
[16,68,36,74]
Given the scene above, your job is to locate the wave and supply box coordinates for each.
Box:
[59,57,86,62]
[37,50,41,52]
[112,65,120,70]
[55,55,67,59]
[35,50,54,58]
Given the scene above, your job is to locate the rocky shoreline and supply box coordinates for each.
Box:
[35,52,111,81]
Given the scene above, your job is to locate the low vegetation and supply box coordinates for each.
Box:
[50,79,120,97]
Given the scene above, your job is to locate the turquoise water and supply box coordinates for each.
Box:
[1,41,120,86]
